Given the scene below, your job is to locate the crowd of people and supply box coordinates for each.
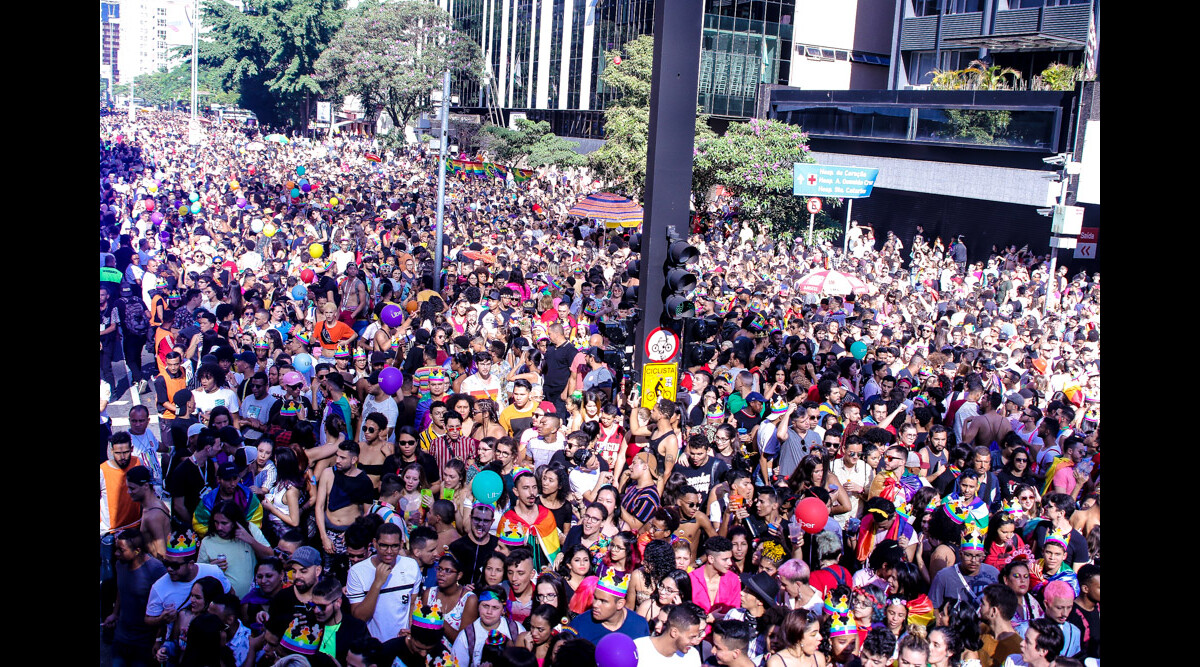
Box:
[100,110,1100,667]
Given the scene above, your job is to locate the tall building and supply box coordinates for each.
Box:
[889,0,1100,89]
[114,0,207,83]
[101,1,121,88]
[444,1,808,137]
[787,0,894,90]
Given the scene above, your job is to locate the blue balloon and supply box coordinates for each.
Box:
[291,188,301,198]
[293,353,313,373]
[189,202,201,214]
[189,192,199,202]
[292,285,307,300]
[471,471,504,505]
[296,165,306,176]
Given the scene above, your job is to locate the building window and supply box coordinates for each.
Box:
[907,50,975,85]
[913,0,940,17]
[945,0,983,13]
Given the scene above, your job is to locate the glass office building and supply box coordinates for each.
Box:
[446,0,794,136]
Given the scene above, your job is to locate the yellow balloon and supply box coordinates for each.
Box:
[329,197,339,207]
[263,223,277,237]
[148,184,158,193]
[179,205,189,215]
[309,243,324,259]
[230,180,240,190]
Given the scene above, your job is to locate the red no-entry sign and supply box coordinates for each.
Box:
[806,198,822,214]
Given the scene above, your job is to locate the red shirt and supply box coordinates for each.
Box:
[808,565,854,595]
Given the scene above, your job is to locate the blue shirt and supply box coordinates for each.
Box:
[1015,619,1082,659]
[566,609,649,645]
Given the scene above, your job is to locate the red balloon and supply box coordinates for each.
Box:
[794,497,830,534]
[144,199,155,211]
[301,268,315,284]
[613,56,622,65]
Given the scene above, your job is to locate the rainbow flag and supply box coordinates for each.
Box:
[492,164,508,180]
[501,507,561,570]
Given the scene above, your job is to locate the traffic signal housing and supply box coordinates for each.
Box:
[662,225,698,321]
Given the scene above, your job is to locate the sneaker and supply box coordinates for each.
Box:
[137,380,149,395]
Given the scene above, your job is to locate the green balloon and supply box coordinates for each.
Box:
[471,470,503,505]
[850,341,867,360]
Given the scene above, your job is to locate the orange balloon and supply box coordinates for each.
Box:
[405,301,419,314]
[286,180,296,190]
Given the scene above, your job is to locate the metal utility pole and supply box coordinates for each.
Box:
[632,0,703,372]
[433,69,451,291]
[189,0,200,146]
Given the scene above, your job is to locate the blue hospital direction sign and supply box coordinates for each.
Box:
[793,164,879,198]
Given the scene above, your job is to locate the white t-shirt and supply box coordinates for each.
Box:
[525,436,563,469]
[460,373,503,402]
[358,394,400,443]
[239,394,278,439]
[452,618,519,667]
[145,563,231,618]
[194,387,240,415]
[346,555,421,641]
[633,636,701,667]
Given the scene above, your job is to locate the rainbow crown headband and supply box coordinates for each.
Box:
[1045,526,1070,551]
[429,651,461,667]
[942,498,971,525]
[279,401,300,417]
[824,590,851,616]
[334,345,351,359]
[706,404,726,421]
[895,502,913,524]
[254,338,270,349]
[769,396,789,418]
[167,530,199,557]
[413,601,444,630]
[353,347,366,360]
[596,569,630,597]
[828,612,858,638]
[280,618,322,655]
[497,519,528,547]
[1000,498,1023,517]
[961,527,986,552]
[293,328,313,345]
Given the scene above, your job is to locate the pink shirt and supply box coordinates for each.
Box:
[1052,461,1077,495]
[689,567,742,614]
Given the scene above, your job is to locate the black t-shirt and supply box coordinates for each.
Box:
[543,342,578,395]
[996,469,1037,500]
[315,275,341,307]
[383,451,440,484]
[380,636,429,667]
[165,457,214,527]
[733,410,765,452]
[448,535,499,588]
[544,501,574,534]
[1067,603,1100,659]
[675,456,729,498]
[265,587,309,639]
[1031,523,1089,566]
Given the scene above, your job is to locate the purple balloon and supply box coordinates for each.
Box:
[381,304,404,327]
[237,198,248,208]
[595,633,638,667]
[151,211,164,223]
[378,367,402,396]
[301,182,312,193]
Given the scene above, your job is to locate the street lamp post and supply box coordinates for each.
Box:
[188,0,199,145]
[433,70,451,291]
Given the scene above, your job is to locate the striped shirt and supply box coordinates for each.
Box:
[430,436,479,469]
[620,483,660,525]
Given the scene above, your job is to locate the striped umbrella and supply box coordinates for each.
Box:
[364,152,382,163]
[567,192,643,228]
[794,269,869,296]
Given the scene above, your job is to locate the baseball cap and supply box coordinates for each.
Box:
[1005,392,1026,408]
[370,351,390,365]
[288,546,323,568]
[746,392,767,404]
[584,346,604,360]
[187,423,206,439]
[905,451,922,468]
[281,370,306,388]
[217,462,241,479]
[126,466,153,485]
[538,401,559,418]
[488,290,501,300]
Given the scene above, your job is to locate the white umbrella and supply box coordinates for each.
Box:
[795,269,869,296]
[244,141,266,151]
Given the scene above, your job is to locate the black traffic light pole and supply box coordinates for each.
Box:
[633,0,704,373]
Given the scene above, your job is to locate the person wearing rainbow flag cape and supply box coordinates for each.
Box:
[498,468,562,572]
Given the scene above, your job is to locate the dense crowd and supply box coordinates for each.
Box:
[100,111,1100,667]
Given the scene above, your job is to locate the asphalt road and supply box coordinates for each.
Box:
[105,339,163,440]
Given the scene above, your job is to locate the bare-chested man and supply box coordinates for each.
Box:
[126,466,170,558]
[962,392,1013,449]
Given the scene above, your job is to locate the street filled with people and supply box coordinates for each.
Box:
[100,111,1100,667]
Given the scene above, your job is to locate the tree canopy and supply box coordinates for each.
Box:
[586,35,714,201]
[479,119,584,168]
[693,117,839,240]
[199,0,346,128]
[315,0,483,132]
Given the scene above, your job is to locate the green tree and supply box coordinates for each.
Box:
[928,59,1022,145]
[587,35,715,201]
[1037,63,1081,91]
[199,0,346,128]
[692,118,839,239]
[315,0,483,134]
[478,119,584,168]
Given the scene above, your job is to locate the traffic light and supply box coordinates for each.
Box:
[662,225,698,321]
